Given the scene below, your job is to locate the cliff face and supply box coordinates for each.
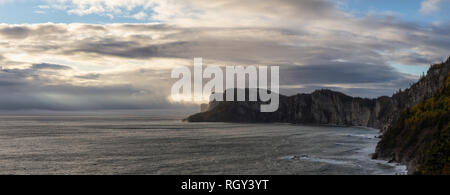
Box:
[376,60,450,132]
[374,72,450,174]
[288,90,379,126]
[187,89,379,126]
[187,57,450,132]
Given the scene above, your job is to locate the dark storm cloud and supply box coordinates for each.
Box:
[2,63,71,78]
[280,62,403,85]
[75,24,108,32]
[0,68,31,89]
[0,26,31,39]
[280,0,340,18]
[116,23,174,31]
[389,53,435,66]
[430,22,450,35]
[276,61,419,98]
[38,83,141,95]
[0,24,67,39]
[75,73,101,80]
[0,66,175,110]
[32,63,72,70]
[280,79,413,99]
[33,24,68,35]
[190,0,343,22]
[64,38,189,59]
[421,36,450,52]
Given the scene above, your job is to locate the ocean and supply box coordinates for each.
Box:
[0,110,407,175]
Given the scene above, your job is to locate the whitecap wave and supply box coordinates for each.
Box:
[341,134,377,139]
[284,155,356,166]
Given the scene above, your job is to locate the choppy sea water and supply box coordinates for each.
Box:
[0,111,407,175]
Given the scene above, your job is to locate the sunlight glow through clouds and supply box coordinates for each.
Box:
[0,0,449,109]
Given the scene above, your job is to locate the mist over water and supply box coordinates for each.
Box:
[0,111,406,175]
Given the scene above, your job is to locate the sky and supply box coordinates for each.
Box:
[0,0,450,111]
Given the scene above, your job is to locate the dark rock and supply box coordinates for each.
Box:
[187,58,450,134]
[374,60,450,174]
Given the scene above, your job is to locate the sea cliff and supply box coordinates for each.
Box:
[188,57,449,131]
[186,57,450,174]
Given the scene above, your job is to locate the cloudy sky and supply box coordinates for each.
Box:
[0,0,450,111]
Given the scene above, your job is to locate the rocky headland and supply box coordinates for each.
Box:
[186,57,450,174]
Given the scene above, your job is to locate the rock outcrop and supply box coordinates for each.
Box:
[376,59,450,132]
[374,71,450,174]
[187,89,379,125]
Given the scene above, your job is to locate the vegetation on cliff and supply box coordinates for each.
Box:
[375,72,450,175]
